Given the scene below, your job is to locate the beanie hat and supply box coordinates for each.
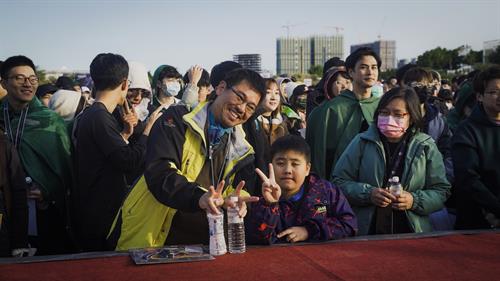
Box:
[323,57,344,76]
[35,83,59,98]
[48,89,82,121]
[128,61,152,94]
[210,61,242,88]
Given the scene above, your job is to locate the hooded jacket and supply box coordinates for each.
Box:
[306,90,379,179]
[332,125,451,235]
[452,104,500,229]
[107,102,255,250]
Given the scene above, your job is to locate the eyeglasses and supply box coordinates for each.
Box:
[8,74,39,85]
[127,88,150,98]
[485,90,500,97]
[378,109,409,119]
[229,87,257,115]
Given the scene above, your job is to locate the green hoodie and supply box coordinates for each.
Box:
[307,90,379,179]
[0,97,72,211]
[332,125,451,235]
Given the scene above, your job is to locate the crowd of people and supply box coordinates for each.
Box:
[0,47,498,257]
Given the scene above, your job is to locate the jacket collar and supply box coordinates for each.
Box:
[183,102,254,158]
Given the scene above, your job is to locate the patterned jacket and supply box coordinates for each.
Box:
[247,173,357,245]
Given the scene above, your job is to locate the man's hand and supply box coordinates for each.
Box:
[27,185,43,202]
[256,164,281,204]
[224,180,259,218]
[121,101,138,140]
[277,226,309,243]
[391,191,414,210]
[371,188,397,207]
[143,104,165,136]
[188,65,203,86]
[199,180,225,215]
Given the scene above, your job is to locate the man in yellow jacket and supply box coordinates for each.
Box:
[108,68,266,249]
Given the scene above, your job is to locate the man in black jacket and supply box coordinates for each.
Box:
[453,66,500,230]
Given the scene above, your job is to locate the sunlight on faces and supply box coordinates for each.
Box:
[350,56,379,89]
[212,81,261,128]
[272,150,311,198]
[2,66,38,104]
[263,82,280,113]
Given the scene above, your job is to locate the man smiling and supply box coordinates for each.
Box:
[108,68,265,249]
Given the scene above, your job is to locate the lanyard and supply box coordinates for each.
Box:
[3,103,29,149]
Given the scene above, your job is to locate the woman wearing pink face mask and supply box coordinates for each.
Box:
[332,87,451,235]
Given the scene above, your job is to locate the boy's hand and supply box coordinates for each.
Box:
[224,180,259,218]
[188,65,203,86]
[256,164,281,203]
[199,180,225,215]
[277,226,308,243]
[391,191,414,210]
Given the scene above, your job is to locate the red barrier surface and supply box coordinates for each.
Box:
[1,232,499,281]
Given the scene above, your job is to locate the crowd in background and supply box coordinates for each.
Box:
[0,47,498,257]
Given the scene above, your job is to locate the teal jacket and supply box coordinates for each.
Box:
[307,90,379,179]
[332,125,451,235]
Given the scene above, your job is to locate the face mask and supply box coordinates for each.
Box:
[161,81,181,97]
[446,102,453,110]
[377,115,407,139]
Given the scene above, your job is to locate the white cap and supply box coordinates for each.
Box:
[391,176,400,183]
[128,61,152,94]
[284,82,298,99]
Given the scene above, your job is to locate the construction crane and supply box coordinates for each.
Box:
[281,22,306,37]
[324,26,344,35]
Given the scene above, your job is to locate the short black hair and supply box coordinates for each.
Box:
[90,53,129,91]
[183,68,210,88]
[323,57,344,76]
[396,63,417,85]
[159,65,181,82]
[55,76,76,90]
[473,66,500,96]
[210,61,242,88]
[271,135,311,163]
[374,86,423,131]
[224,68,266,100]
[0,55,36,80]
[345,47,382,72]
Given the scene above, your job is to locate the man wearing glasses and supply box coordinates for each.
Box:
[108,68,266,249]
[0,55,73,255]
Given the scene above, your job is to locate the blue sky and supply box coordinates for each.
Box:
[1,0,499,74]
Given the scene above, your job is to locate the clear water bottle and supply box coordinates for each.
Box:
[389,176,402,196]
[207,210,227,256]
[227,196,246,254]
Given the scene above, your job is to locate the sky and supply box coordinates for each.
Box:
[1,0,499,75]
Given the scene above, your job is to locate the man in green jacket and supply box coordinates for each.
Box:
[307,47,380,179]
[0,56,73,254]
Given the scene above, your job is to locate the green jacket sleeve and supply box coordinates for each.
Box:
[331,136,376,207]
[410,141,451,216]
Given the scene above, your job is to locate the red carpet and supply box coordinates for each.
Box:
[1,232,499,281]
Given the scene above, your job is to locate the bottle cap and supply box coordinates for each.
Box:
[391,176,399,183]
[230,196,239,203]
[25,177,32,184]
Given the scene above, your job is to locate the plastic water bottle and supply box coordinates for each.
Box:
[227,196,246,254]
[207,210,227,256]
[389,176,402,196]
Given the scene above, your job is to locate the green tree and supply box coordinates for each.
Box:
[36,67,47,84]
[417,47,460,70]
[308,65,323,76]
[463,50,483,65]
[488,46,500,64]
